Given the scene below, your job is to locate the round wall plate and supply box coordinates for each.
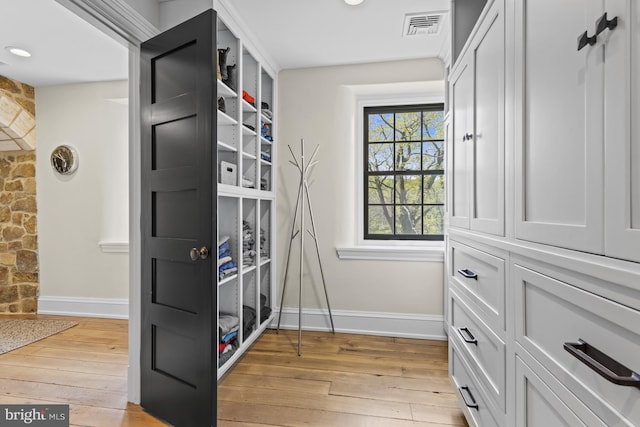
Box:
[50,145,78,175]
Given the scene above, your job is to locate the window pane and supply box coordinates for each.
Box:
[423,206,444,235]
[424,175,445,204]
[395,112,421,141]
[368,143,393,171]
[423,110,444,140]
[395,142,421,171]
[395,205,422,234]
[368,113,394,142]
[368,205,393,234]
[423,141,444,170]
[368,175,393,204]
[395,175,422,204]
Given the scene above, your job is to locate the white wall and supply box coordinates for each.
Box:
[35,80,129,301]
[277,59,445,318]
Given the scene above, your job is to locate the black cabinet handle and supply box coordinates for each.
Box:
[457,268,478,280]
[457,327,478,345]
[458,386,479,410]
[595,12,618,36]
[577,31,597,51]
[564,339,640,388]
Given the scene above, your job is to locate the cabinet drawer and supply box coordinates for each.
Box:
[450,286,505,411]
[450,338,502,427]
[449,239,505,330]
[513,262,640,426]
[516,356,605,427]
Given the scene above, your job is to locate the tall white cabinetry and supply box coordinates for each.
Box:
[449,1,504,236]
[215,13,277,378]
[515,0,640,262]
[446,0,640,426]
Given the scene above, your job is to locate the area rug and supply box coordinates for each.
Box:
[0,319,78,355]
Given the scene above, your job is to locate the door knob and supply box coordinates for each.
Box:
[199,246,209,260]
[190,246,209,261]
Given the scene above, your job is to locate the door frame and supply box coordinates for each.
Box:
[54,0,160,404]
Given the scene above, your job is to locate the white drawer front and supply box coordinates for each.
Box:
[514,262,640,426]
[450,338,502,427]
[450,286,506,410]
[516,356,605,427]
[449,240,505,331]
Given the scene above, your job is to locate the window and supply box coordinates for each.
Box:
[364,104,444,240]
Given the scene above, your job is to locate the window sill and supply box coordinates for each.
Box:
[335,246,444,262]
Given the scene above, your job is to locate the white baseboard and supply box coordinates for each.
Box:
[38,296,129,319]
[271,307,446,340]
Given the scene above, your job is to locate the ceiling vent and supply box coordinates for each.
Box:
[403,12,446,37]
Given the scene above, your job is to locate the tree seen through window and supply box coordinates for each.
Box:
[365,104,444,240]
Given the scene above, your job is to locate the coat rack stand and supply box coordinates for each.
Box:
[277,139,335,356]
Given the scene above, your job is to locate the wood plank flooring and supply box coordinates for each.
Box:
[218,329,467,427]
[0,316,466,426]
[0,315,164,427]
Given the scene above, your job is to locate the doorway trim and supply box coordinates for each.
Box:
[54,0,159,404]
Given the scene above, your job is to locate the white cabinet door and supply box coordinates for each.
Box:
[450,58,473,229]
[449,0,504,235]
[605,0,640,262]
[470,3,505,236]
[515,0,604,254]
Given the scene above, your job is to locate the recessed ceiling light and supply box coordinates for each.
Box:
[5,47,31,58]
[344,0,365,5]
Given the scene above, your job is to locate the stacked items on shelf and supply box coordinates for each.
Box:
[261,121,273,142]
[219,313,239,367]
[218,236,237,280]
[242,220,256,266]
[242,177,255,189]
[218,47,236,91]
[260,228,268,261]
[242,90,255,107]
[259,293,272,323]
[242,305,255,339]
[242,294,272,340]
[260,152,271,162]
[261,102,273,121]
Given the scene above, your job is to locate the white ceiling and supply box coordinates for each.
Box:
[0,0,128,87]
[225,0,450,70]
[0,0,449,88]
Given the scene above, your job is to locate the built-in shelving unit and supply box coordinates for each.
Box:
[215,12,276,378]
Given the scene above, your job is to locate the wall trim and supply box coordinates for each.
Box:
[38,296,129,319]
[98,241,130,253]
[55,0,159,46]
[336,246,444,262]
[271,307,446,340]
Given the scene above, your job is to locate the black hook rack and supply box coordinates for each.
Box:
[577,30,597,51]
[595,12,618,36]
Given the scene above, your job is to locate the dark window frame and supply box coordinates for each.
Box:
[364,103,445,241]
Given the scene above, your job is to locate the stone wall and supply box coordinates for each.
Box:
[0,76,38,314]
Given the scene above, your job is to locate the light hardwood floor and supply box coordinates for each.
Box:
[0,316,466,426]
